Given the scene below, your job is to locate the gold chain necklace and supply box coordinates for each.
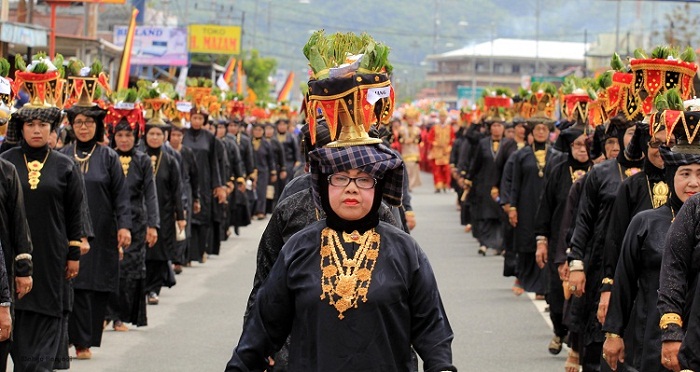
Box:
[671,205,676,223]
[569,166,590,183]
[23,150,51,190]
[532,144,548,178]
[320,227,380,319]
[150,151,163,176]
[73,144,97,174]
[119,156,132,177]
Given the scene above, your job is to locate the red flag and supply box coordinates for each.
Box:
[276,71,295,103]
[223,57,236,85]
[235,60,244,94]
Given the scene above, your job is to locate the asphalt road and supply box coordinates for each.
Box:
[59,171,566,371]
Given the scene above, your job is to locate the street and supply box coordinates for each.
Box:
[63,171,565,371]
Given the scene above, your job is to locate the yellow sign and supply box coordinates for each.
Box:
[188,25,241,55]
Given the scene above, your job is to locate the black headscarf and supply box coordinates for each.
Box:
[65,105,107,151]
[660,146,700,212]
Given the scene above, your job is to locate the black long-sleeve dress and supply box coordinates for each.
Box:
[2,145,85,370]
[603,205,673,372]
[467,136,505,250]
[229,221,456,372]
[509,144,553,294]
[183,128,223,262]
[657,194,700,371]
[62,142,132,349]
[145,147,183,296]
[172,144,199,265]
[111,149,159,326]
[252,137,276,216]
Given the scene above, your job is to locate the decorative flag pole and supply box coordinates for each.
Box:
[276,71,295,103]
[117,8,139,90]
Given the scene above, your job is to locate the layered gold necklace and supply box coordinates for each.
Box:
[150,152,163,176]
[320,227,380,319]
[73,144,97,174]
[23,150,51,190]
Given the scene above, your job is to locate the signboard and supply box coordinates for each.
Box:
[113,26,188,66]
[457,86,485,109]
[188,24,241,55]
[531,75,564,83]
[0,23,47,47]
[47,0,126,3]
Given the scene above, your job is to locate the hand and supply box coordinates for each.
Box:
[65,260,79,280]
[0,307,11,342]
[508,209,518,227]
[603,336,625,371]
[661,341,682,372]
[280,170,288,180]
[535,241,548,269]
[598,291,611,325]
[558,263,570,281]
[214,187,228,204]
[490,187,500,202]
[117,228,131,250]
[405,213,416,231]
[15,276,32,300]
[270,174,278,183]
[569,270,586,297]
[193,200,201,214]
[177,220,187,233]
[80,237,90,255]
[146,227,158,248]
[226,181,235,194]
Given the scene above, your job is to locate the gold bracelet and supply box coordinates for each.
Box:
[569,260,584,272]
[69,240,82,248]
[404,211,415,217]
[659,313,683,330]
[602,278,614,285]
[509,207,517,212]
[605,332,621,339]
[14,253,32,261]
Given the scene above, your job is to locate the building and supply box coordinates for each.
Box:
[425,38,589,107]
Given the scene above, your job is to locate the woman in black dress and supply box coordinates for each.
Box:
[2,103,85,370]
[105,116,159,330]
[62,104,132,359]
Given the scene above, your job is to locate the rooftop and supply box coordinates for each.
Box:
[431,38,588,61]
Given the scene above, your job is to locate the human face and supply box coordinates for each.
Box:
[490,122,504,139]
[114,130,135,152]
[227,123,239,135]
[570,134,589,163]
[264,126,274,138]
[252,126,264,139]
[327,169,376,221]
[277,122,288,134]
[504,128,514,139]
[532,123,550,143]
[604,137,620,159]
[647,130,674,170]
[22,119,51,148]
[72,114,97,142]
[169,130,183,147]
[514,125,526,141]
[146,127,165,148]
[216,125,226,138]
[623,125,636,148]
[674,164,700,202]
[190,113,205,130]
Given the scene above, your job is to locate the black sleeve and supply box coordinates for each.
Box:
[602,180,634,291]
[555,177,584,264]
[602,214,645,335]
[210,135,223,188]
[186,149,200,202]
[510,151,523,209]
[143,157,160,229]
[466,141,482,181]
[109,152,133,231]
[569,169,600,262]
[0,242,9,303]
[64,161,87,261]
[658,199,699,342]
[534,165,558,238]
[6,164,32,277]
[170,157,184,221]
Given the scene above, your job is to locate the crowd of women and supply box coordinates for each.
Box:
[0,52,310,371]
[437,47,700,372]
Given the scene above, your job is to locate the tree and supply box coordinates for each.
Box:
[652,3,700,48]
[242,50,277,103]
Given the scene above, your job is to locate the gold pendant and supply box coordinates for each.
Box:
[652,181,669,208]
[625,167,641,177]
[26,160,45,190]
[538,170,544,178]
[119,156,132,177]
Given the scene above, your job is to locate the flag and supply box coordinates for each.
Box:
[276,71,295,103]
[223,57,236,84]
[235,60,244,94]
[117,8,139,90]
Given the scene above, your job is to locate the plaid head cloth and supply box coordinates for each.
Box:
[308,143,404,209]
[660,146,700,166]
[7,106,64,144]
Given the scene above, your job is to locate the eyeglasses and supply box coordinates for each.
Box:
[327,174,377,189]
[648,139,675,149]
[73,119,96,128]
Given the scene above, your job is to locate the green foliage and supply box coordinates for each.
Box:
[654,88,684,111]
[610,53,625,72]
[15,54,26,72]
[0,58,9,77]
[66,58,84,77]
[303,30,392,78]
[243,50,277,103]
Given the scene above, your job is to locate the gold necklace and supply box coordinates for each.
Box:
[73,144,97,174]
[671,205,676,223]
[23,150,51,190]
[617,163,641,181]
[252,138,261,151]
[532,144,548,178]
[119,156,132,177]
[320,227,380,320]
[150,151,163,176]
[569,166,589,183]
[646,176,669,209]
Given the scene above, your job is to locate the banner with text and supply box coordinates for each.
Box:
[188,24,241,55]
[113,26,188,66]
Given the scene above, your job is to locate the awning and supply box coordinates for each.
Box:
[0,22,48,48]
